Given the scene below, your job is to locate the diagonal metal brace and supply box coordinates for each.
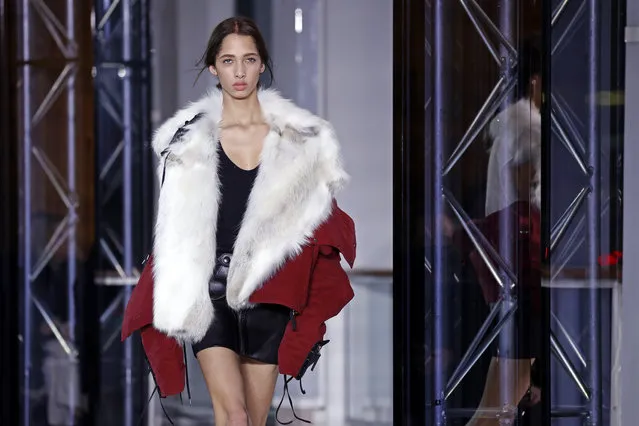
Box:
[446,299,518,399]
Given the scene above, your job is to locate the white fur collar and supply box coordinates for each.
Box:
[488,98,541,142]
[487,97,541,210]
[151,89,348,342]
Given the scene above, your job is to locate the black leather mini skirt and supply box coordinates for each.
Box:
[191,253,291,364]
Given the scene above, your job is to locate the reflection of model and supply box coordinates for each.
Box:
[466,38,542,426]
[457,203,541,426]
[485,49,541,216]
[122,17,356,426]
[485,98,540,216]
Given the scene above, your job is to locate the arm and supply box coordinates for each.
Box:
[278,246,354,379]
[277,204,356,378]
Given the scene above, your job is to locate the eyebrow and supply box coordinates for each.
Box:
[218,52,259,59]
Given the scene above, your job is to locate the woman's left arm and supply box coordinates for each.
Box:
[278,204,356,378]
[278,246,354,379]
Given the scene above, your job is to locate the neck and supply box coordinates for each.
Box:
[220,89,264,127]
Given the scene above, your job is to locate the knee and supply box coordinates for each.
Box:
[225,407,249,426]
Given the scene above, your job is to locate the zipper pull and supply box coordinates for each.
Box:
[290,310,298,331]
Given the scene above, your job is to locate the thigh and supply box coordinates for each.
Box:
[197,347,247,425]
[240,358,279,426]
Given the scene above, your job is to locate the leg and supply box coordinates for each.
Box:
[466,357,533,426]
[198,347,250,426]
[240,357,279,426]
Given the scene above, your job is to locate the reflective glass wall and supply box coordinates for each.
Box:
[394,0,625,425]
[428,1,545,424]
[545,1,624,425]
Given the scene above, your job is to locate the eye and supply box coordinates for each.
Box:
[222,58,233,64]
[246,57,257,63]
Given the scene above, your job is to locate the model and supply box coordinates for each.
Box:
[121,16,356,426]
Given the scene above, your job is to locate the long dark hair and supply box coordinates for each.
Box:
[196,16,274,89]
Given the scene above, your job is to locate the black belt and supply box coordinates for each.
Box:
[209,253,232,300]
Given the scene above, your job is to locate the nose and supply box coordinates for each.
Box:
[235,63,246,79]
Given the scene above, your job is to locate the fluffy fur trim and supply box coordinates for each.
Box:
[488,98,541,208]
[151,89,348,342]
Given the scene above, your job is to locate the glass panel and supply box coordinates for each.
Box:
[427,1,545,424]
[425,0,624,425]
[547,0,622,424]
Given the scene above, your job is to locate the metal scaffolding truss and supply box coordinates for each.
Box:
[18,0,81,424]
[431,0,608,424]
[93,0,152,425]
[15,0,150,424]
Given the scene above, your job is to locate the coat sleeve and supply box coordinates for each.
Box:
[121,256,155,341]
[277,203,356,378]
[278,247,354,378]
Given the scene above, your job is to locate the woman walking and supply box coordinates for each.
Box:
[122,16,356,426]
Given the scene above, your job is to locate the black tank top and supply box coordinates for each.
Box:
[216,142,259,254]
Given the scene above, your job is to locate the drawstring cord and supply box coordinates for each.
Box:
[275,339,329,424]
[141,354,175,425]
[158,396,175,425]
[136,383,157,426]
[182,344,192,406]
[275,375,311,425]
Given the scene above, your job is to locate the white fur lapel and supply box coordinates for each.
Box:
[488,98,541,209]
[151,89,348,342]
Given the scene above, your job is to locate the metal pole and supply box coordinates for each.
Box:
[139,4,152,420]
[66,1,77,423]
[433,1,446,424]
[497,1,515,420]
[122,1,134,425]
[20,0,32,424]
[586,0,602,424]
[66,0,76,344]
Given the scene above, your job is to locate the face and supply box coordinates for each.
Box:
[209,34,265,99]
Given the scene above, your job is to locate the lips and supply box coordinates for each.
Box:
[233,82,247,90]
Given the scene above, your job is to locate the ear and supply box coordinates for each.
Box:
[209,65,217,76]
[260,63,265,74]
